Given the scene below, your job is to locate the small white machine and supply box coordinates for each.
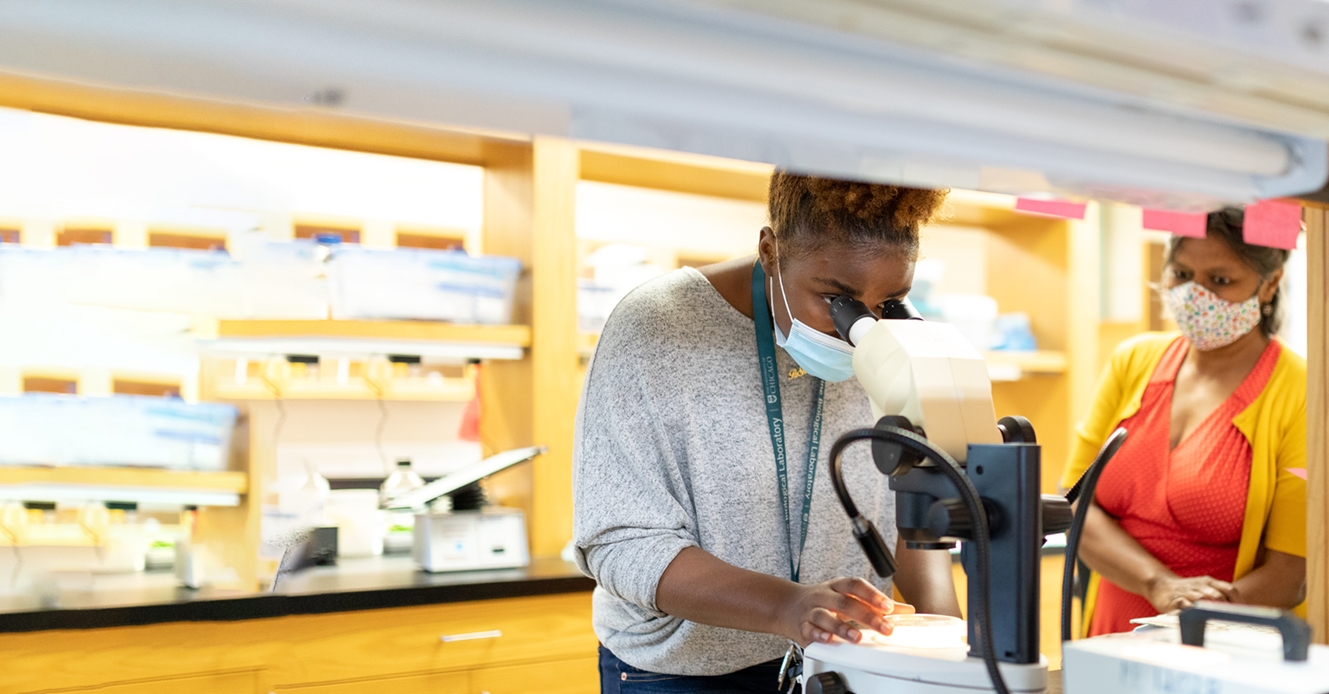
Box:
[1062,603,1329,694]
[801,298,1076,694]
[413,507,529,573]
[381,446,543,574]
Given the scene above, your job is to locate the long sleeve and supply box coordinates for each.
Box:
[1264,397,1307,558]
[1061,342,1132,490]
[572,328,698,614]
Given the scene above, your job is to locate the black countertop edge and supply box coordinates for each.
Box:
[0,573,596,634]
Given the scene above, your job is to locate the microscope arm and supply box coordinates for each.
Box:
[828,424,1011,694]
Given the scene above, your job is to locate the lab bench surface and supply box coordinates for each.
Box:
[0,555,595,633]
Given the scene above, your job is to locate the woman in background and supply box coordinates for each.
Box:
[1064,208,1306,636]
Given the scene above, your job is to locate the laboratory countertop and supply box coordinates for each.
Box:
[0,555,595,633]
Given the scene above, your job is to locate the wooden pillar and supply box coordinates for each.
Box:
[1067,206,1103,426]
[481,137,580,558]
[1306,204,1328,642]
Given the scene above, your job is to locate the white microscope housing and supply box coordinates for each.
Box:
[802,299,1051,694]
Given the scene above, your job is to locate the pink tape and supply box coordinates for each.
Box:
[1014,198,1087,220]
[1142,209,1207,238]
[1243,199,1301,250]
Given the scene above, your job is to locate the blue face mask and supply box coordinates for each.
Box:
[771,256,857,383]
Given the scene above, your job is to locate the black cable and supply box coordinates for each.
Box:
[1060,427,1127,644]
[828,426,1009,694]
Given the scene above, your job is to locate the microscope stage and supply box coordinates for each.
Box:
[803,630,1048,693]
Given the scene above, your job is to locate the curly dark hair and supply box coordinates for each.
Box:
[1166,207,1292,336]
[768,171,947,261]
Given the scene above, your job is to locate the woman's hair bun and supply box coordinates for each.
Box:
[803,177,946,230]
[769,171,947,258]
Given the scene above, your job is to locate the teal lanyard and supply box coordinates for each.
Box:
[751,262,825,584]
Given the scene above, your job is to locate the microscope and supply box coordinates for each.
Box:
[799,297,1073,694]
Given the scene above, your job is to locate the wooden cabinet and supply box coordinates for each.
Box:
[272,672,468,694]
[470,658,599,694]
[54,671,263,694]
[273,593,596,686]
[0,592,597,694]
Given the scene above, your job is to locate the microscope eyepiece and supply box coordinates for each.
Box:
[882,297,923,321]
[829,295,874,344]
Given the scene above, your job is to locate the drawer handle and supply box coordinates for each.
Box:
[440,629,503,643]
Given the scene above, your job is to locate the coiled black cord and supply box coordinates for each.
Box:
[829,426,1009,694]
[1060,427,1127,644]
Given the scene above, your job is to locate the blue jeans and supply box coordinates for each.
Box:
[598,645,786,693]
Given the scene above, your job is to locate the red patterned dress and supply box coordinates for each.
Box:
[1088,337,1281,636]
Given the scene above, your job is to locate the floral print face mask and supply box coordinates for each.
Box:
[1161,281,1262,351]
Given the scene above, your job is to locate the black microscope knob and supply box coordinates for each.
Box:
[925,497,972,539]
[1041,494,1074,535]
[805,671,849,694]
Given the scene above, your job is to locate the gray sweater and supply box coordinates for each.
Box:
[573,268,897,676]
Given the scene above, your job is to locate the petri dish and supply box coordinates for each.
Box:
[869,613,967,649]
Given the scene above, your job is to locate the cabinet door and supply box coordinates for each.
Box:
[34,670,262,694]
[272,592,596,684]
[272,670,468,694]
[470,657,598,694]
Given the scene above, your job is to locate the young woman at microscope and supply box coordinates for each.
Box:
[574,172,962,691]
[1064,208,1306,636]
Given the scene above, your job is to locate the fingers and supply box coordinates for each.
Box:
[831,591,892,634]
[1204,579,1238,602]
[826,576,916,618]
[797,579,919,647]
[806,607,860,644]
[828,577,894,613]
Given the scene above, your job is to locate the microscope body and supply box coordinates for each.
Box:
[797,297,1068,691]
[889,431,1050,665]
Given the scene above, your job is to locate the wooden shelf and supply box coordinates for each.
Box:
[0,467,247,491]
[0,467,248,506]
[579,143,772,202]
[578,331,600,359]
[212,379,474,402]
[942,190,1046,229]
[214,320,531,346]
[200,320,531,361]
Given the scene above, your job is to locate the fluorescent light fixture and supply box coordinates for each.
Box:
[0,0,1324,208]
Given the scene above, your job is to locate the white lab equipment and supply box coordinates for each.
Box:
[412,508,528,573]
[800,297,1076,694]
[379,446,543,574]
[326,489,387,558]
[1062,603,1329,694]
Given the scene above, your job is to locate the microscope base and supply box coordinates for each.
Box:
[803,639,1048,693]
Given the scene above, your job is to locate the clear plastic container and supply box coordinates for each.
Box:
[0,394,238,470]
[380,459,425,506]
[381,460,425,554]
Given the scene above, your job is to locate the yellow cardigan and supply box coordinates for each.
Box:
[1060,332,1308,627]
